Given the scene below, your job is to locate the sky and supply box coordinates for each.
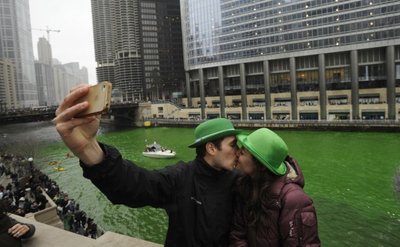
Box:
[29,0,96,83]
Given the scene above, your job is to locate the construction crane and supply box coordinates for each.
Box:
[31,26,60,43]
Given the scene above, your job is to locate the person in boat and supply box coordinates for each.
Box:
[0,199,36,247]
[230,128,320,246]
[52,84,240,247]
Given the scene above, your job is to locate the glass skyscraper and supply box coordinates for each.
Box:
[0,0,38,108]
[180,0,400,120]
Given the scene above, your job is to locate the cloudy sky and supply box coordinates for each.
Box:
[29,0,96,83]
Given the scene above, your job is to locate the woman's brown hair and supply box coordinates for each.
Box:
[236,157,279,231]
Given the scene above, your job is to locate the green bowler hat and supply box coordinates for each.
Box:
[188,118,240,148]
[237,128,288,176]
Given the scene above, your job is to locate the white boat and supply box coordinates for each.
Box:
[142,142,176,159]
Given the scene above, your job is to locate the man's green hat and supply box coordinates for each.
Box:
[188,118,240,148]
[237,128,288,175]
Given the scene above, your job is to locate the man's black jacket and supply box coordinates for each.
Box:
[80,143,238,247]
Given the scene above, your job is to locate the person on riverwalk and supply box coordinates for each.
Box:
[230,128,320,246]
[52,84,241,246]
[0,199,36,247]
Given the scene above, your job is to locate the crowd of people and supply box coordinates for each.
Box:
[0,153,102,239]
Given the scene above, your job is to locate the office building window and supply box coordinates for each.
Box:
[297,70,319,91]
[246,75,264,94]
[326,67,351,90]
[270,72,290,93]
[359,64,386,88]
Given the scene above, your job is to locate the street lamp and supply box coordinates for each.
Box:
[28,157,33,173]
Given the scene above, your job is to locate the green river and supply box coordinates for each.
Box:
[1,122,400,246]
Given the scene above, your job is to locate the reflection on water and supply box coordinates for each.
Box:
[0,121,59,143]
[0,121,134,155]
[0,122,59,156]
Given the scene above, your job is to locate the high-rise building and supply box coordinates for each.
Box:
[52,62,68,104]
[91,0,115,84]
[37,37,53,65]
[35,38,88,107]
[0,0,38,108]
[180,0,400,120]
[35,62,55,106]
[91,0,184,101]
[35,37,56,106]
[79,66,89,84]
[141,0,184,100]
[0,59,17,110]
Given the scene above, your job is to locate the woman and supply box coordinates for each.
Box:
[230,128,320,246]
[0,199,36,247]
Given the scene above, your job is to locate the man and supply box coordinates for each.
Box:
[53,84,240,246]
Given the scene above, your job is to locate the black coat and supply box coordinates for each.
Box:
[0,215,35,247]
[81,143,238,247]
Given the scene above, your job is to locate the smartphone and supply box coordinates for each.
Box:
[75,81,112,117]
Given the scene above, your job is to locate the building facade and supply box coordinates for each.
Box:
[91,0,184,102]
[141,0,184,101]
[91,0,115,85]
[0,59,17,110]
[180,0,400,120]
[35,37,56,106]
[35,62,55,106]
[0,0,38,108]
[37,37,53,65]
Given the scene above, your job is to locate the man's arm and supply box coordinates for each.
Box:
[81,143,186,208]
[53,84,104,165]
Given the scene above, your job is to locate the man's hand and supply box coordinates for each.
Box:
[53,84,104,165]
[8,223,29,238]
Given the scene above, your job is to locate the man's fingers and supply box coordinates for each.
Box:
[56,85,90,116]
[8,225,19,232]
[70,83,91,93]
[53,101,89,124]
[8,223,26,236]
[55,116,97,136]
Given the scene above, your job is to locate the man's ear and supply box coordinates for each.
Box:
[205,142,216,156]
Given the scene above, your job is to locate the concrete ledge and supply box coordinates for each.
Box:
[13,215,162,247]
[96,232,163,247]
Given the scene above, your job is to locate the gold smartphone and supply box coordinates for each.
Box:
[75,81,112,117]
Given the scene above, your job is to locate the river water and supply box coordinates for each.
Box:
[1,121,400,246]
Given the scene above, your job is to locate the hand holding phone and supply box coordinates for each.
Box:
[75,81,112,117]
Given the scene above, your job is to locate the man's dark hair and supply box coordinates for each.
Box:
[195,138,223,157]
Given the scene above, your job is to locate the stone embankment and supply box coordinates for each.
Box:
[147,118,400,131]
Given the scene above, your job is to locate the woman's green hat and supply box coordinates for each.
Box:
[237,128,288,175]
[188,118,240,148]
